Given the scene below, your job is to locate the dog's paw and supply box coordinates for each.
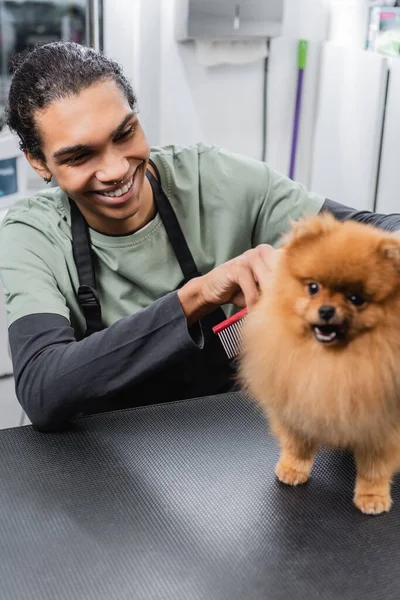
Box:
[275,461,310,486]
[354,493,392,515]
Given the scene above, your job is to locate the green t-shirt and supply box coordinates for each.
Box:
[0,143,324,336]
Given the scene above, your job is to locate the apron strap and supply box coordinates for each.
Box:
[70,163,214,336]
[146,163,201,283]
[69,199,104,336]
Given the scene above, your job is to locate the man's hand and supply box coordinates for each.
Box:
[178,244,279,325]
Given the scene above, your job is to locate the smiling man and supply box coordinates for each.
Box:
[31,82,156,235]
[1,42,400,432]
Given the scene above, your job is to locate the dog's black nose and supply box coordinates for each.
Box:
[319,305,335,321]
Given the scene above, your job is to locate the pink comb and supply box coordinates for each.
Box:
[212,308,248,359]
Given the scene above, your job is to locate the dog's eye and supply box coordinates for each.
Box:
[308,283,320,296]
[348,294,365,307]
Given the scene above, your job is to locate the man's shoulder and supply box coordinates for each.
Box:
[150,142,268,190]
[0,186,71,257]
[1,186,68,233]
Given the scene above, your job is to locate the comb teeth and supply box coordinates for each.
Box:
[217,316,247,359]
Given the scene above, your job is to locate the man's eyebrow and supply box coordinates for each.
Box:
[53,143,91,160]
[111,112,136,139]
[53,112,137,160]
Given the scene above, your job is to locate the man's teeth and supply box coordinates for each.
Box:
[101,177,133,197]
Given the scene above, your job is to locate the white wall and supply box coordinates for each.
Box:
[103,0,140,90]
[159,2,265,158]
[160,0,332,163]
[96,1,394,187]
[104,0,332,165]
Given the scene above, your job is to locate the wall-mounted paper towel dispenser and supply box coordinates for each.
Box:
[176,0,284,41]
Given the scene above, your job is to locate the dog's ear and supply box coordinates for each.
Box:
[280,213,339,249]
[379,237,400,274]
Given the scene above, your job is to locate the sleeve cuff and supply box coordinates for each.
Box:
[168,291,204,350]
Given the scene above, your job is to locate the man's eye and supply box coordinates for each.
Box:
[66,153,89,165]
[116,126,135,141]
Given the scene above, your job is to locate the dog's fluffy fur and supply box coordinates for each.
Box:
[239,214,400,515]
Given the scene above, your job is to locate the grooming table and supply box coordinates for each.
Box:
[1,391,399,599]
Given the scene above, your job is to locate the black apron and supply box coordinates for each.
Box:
[69,165,237,412]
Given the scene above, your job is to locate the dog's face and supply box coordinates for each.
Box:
[278,215,400,346]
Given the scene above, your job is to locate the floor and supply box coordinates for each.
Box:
[0,376,29,429]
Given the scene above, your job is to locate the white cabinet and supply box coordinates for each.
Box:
[310,43,389,211]
[375,58,400,214]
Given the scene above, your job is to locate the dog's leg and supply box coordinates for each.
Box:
[353,443,399,515]
[271,418,317,486]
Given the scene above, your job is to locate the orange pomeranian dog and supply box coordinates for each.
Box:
[239,213,400,515]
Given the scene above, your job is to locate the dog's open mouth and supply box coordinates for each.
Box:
[311,324,346,344]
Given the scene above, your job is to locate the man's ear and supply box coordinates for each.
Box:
[24,151,51,181]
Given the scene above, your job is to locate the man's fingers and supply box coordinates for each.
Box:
[234,265,260,309]
[243,245,281,291]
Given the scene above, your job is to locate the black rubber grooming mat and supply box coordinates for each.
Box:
[1,391,400,600]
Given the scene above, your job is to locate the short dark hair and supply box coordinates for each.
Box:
[4,42,138,162]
